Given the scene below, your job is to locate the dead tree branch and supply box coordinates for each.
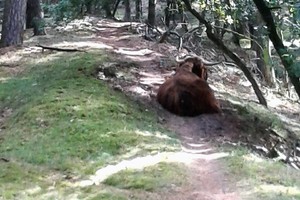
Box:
[36,44,82,52]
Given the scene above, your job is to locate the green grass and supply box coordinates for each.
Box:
[88,192,128,200]
[0,161,47,199]
[233,102,281,132]
[0,52,180,199]
[104,162,187,191]
[223,148,300,200]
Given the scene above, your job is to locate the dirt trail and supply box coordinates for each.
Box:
[89,20,242,200]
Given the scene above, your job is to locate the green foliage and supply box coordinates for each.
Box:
[292,61,300,77]
[287,1,300,37]
[0,161,51,199]
[32,17,46,32]
[42,0,110,22]
[43,0,84,22]
[89,193,127,200]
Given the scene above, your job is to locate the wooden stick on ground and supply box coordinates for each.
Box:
[36,44,82,52]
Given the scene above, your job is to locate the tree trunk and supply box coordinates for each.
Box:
[123,0,131,21]
[252,0,300,100]
[214,2,222,38]
[85,0,95,14]
[178,1,187,32]
[147,0,156,26]
[182,0,268,107]
[164,0,171,27]
[221,0,231,38]
[249,23,274,86]
[112,0,121,17]
[103,0,113,18]
[1,0,27,47]
[135,0,142,21]
[26,0,46,35]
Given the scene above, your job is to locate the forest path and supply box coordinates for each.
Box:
[90,19,242,200]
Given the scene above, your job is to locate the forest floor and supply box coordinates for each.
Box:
[0,17,300,200]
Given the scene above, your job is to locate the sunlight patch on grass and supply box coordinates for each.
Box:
[135,130,175,140]
[78,188,129,200]
[257,184,300,195]
[0,162,50,199]
[254,184,300,200]
[79,153,178,186]
[0,77,13,82]
[25,51,67,65]
[89,192,127,200]
[103,162,186,191]
[76,150,228,187]
[242,154,265,163]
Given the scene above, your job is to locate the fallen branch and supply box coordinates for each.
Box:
[36,44,82,52]
[0,63,14,67]
[0,157,9,162]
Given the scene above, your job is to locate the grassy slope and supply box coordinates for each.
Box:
[0,51,299,200]
[0,52,181,199]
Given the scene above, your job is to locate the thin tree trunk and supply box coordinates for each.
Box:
[214,2,222,38]
[164,0,171,27]
[85,0,94,14]
[103,0,113,18]
[250,24,274,86]
[112,0,121,17]
[170,0,176,26]
[123,0,131,21]
[147,0,156,26]
[182,0,268,107]
[1,0,27,47]
[178,1,187,32]
[252,0,300,99]
[135,0,142,21]
[26,0,46,35]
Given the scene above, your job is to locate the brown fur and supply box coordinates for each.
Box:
[157,58,220,116]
